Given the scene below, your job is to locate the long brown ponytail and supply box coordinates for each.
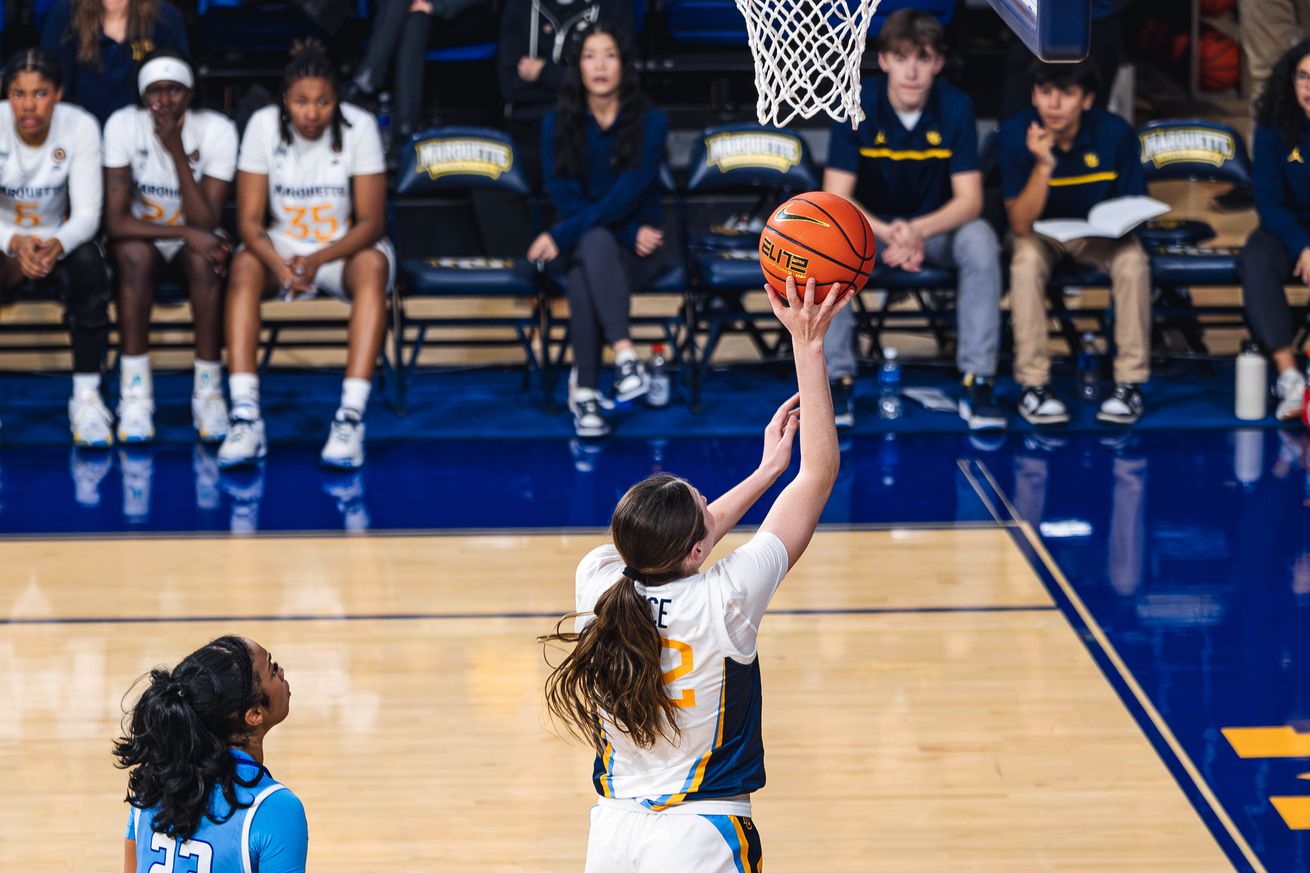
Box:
[540,474,708,750]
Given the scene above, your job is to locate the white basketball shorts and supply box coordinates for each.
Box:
[584,802,762,873]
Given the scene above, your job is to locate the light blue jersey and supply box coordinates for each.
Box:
[126,750,308,873]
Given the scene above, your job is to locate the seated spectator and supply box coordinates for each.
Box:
[998,59,1151,426]
[1240,39,1310,421]
[219,40,392,471]
[823,8,1005,431]
[41,0,189,126]
[0,49,111,447]
[345,0,492,144]
[528,24,668,438]
[497,0,632,188]
[103,50,238,445]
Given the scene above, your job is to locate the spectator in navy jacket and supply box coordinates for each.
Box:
[41,0,189,125]
[528,24,668,438]
[998,59,1150,427]
[1241,39,1310,422]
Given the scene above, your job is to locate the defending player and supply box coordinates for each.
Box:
[0,48,111,446]
[219,39,392,470]
[540,275,849,872]
[103,50,238,444]
[115,635,306,873]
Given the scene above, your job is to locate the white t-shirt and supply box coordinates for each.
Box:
[236,102,385,247]
[574,532,789,813]
[0,101,101,256]
[102,106,238,228]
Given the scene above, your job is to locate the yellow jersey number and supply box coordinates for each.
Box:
[283,204,339,244]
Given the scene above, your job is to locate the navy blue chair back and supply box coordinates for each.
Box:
[1137,120,1252,188]
[684,124,819,193]
[394,127,532,197]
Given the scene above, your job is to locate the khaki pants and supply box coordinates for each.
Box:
[1009,234,1151,387]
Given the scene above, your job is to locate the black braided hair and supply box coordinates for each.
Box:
[113,636,270,841]
[279,38,350,152]
[5,47,63,91]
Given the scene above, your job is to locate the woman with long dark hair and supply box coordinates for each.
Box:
[0,48,112,447]
[103,50,237,444]
[1241,39,1310,421]
[540,277,850,871]
[528,24,669,438]
[41,0,190,124]
[116,635,305,873]
[219,39,392,471]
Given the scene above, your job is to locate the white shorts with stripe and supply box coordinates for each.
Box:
[584,800,763,873]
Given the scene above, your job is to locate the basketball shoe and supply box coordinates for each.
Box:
[320,408,365,469]
[217,408,266,469]
[69,392,114,448]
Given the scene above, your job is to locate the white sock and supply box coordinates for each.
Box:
[120,354,152,398]
[340,377,371,414]
[615,347,638,366]
[194,359,222,398]
[72,373,101,399]
[229,372,260,414]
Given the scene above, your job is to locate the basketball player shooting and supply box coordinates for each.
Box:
[540,275,852,872]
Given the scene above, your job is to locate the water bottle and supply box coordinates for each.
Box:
[647,344,670,408]
[1234,340,1268,421]
[1077,331,1100,402]
[878,347,903,420]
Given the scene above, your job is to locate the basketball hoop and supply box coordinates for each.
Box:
[734,0,882,128]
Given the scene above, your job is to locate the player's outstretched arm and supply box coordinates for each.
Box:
[759,276,850,568]
[705,392,801,547]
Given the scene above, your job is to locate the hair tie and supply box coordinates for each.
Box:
[622,566,646,584]
[164,681,187,704]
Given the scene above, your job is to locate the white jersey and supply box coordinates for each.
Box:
[237,103,384,248]
[102,106,238,228]
[0,101,101,256]
[575,533,789,815]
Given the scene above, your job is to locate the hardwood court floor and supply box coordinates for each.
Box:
[0,528,1232,871]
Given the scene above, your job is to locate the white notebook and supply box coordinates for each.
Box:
[1033,196,1170,243]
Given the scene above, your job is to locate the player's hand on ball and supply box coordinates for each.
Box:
[767,276,853,347]
[759,392,800,479]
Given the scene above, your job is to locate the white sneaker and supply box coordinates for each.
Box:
[217,410,266,469]
[192,393,230,442]
[614,357,651,403]
[1276,369,1306,421]
[116,393,155,444]
[569,389,610,438]
[69,392,114,448]
[320,408,365,469]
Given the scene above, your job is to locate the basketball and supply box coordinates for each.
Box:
[1199,28,1239,91]
[759,191,876,303]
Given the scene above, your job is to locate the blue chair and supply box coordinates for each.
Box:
[1136,119,1252,249]
[390,126,546,410]
[680,123,818,406]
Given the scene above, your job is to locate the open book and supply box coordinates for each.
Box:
[1033,196,1170,243]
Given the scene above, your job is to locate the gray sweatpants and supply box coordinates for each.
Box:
[823,217,1002,381]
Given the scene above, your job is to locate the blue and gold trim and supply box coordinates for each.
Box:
[858,147,953,161]
[706,815,764,873]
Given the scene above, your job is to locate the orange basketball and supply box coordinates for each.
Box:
[1199,28,1239,91]
[759,191,875,304]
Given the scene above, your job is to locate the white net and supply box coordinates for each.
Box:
[734,0,882,128]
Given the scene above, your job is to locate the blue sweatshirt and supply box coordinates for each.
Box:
[541,105,667,252]
[1253,120,1310,256]
[42,0,190,126]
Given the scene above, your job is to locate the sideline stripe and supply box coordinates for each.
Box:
[971,459,1267,873]
[0,604,1057,627]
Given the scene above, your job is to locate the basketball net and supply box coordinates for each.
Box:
[734,0,882,128]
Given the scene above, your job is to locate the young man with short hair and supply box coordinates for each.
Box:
[998,59,1151,426]
[823,8,1005,431]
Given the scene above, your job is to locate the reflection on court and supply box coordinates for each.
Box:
[0,528,1230,871]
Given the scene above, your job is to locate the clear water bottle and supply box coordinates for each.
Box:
[878,347,903,420]
[647,344,670,408]
[1077,331,1100,401]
